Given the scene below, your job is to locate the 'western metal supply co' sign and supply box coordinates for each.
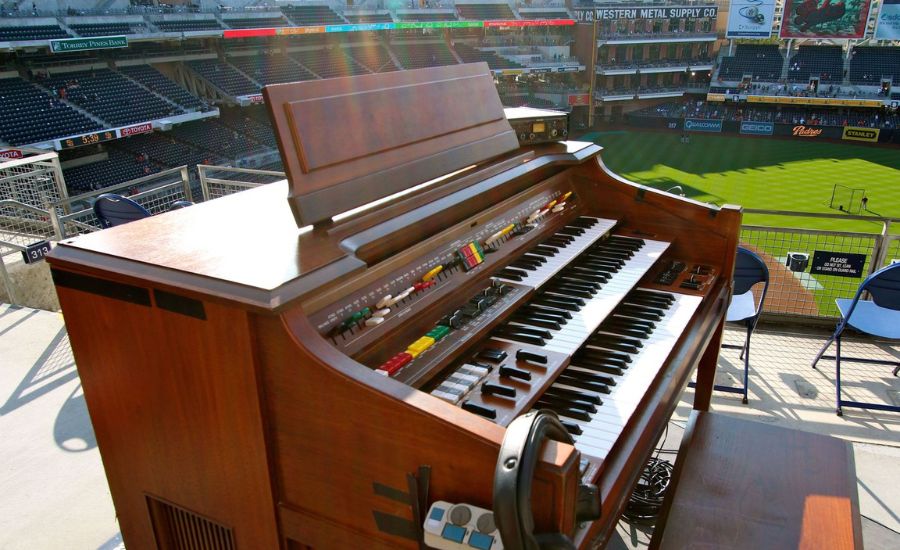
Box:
[50,36,128,53]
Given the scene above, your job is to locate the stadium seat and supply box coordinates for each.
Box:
[93,193,151,228]
[812,262,900,416]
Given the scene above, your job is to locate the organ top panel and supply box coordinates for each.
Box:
[264,62,520,226]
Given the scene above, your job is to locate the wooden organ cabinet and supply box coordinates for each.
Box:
[48,64,741,549]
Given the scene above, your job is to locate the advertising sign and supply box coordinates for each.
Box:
[684,118,723,133]
[842,126,880,142]
[50,36,128,53]
[746,95,883,107]
[0,149,24,159]
[568,94,590,106]
[120,123,153,137]
[574,6,718,21]
[740,121,775,135]
[875,0,900,39]
[726,0,777,38]
[780,0,873,38]
[810,251,866,278]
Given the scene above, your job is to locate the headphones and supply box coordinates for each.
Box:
[739,0,766,25]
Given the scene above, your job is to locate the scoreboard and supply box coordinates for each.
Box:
[60,130,118,150]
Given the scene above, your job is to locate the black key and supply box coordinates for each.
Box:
[531,246,557,257]
[538,394,597,413]
[532,297,580,312]
[494,330,546,346]
[522,253,547,264]
[560,421,583,435]
[569,363,622,381]
[589,334,641,354]
[545,386,602,405]
[522,304,572,322]
[576,350,630,368]
[545,286,594,300]
[517,309,567,325]
[501,324,552,339]
[512,315,561,331]
[538,402,592,421]
[554,276,600,291]
[557,226,585,236]
[556,374,611,394]
[569,217,594,228]
[538,294,585,307]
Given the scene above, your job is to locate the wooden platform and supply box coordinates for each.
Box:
[651,411,863,549]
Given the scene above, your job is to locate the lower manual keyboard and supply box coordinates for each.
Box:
[535,289,702,460]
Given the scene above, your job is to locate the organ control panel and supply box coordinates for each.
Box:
[48,63,740,550]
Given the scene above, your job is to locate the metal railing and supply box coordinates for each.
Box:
[51,166,192,239]
[197,164,285,201]
[739,209,899,320]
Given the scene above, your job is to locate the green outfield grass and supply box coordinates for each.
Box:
[592,130,900,315]
[594,130,900,233]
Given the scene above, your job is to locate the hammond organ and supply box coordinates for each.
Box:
[48,64,740,549]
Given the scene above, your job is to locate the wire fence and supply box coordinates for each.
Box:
[51,166,193,239]
[197,164,284,201]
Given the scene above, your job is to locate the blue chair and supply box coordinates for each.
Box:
[691,247,769,403]
[93,193,151,228]
[811,262,900,416]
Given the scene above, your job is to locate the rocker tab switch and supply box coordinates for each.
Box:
[461,400,497,419]
[481,383,516,399]
[499,365,532,381]
[516,349,548,365]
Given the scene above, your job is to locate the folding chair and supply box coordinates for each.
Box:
[93,193,151,228]
[811,262,900,416]
[691,247,769,404]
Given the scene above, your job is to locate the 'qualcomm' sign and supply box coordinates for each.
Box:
[684,119,723,133]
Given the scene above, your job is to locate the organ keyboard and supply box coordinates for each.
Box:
[48,63,741,550]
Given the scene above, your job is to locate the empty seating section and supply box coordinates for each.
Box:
[41,70,181,127]
[116,131,223,170]
[520,11,570,19]
[0,25,69,41]
[171,120,267,158]
[397,12,458,21]
[344,13,393,24]
[457,4,515,20]
[70,23,145,37]
[787,46,842,83]
[454,43,523,70]
[229,55,315,84]
[154,20,222,32]
[218,107,278,148]
[346,44,398,72]
[63,149,160,193]
[117,65,204,110]
[188,59,259,96]
[0,77,100,145]
[281,6,345,25]
[225,17,289,29]
[290,49,369,78]
[849,47,900,84]
[391,42,458,69]
[719,44,783,81]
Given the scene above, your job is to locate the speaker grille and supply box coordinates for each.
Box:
[147,496,235,550]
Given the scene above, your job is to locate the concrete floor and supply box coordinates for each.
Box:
[1,304,898,549]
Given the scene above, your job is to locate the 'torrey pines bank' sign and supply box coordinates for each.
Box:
[50,36,128,53]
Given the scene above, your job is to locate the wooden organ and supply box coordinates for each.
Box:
[48,63,741,549]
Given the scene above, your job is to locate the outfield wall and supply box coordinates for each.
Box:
[626,116,900,145]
